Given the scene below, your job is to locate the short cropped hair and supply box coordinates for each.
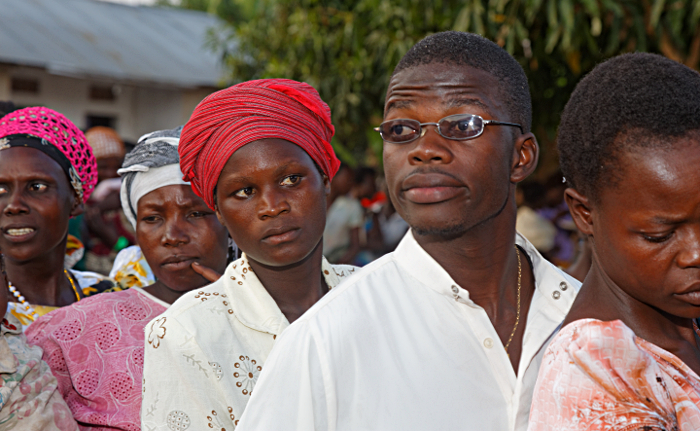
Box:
[558,52,700,200]
[392,31,532,133]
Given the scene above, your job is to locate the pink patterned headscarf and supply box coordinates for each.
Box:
[0,107,98,202]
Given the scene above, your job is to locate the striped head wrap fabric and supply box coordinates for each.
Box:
[0,107,98,202]
[179,79,340,209]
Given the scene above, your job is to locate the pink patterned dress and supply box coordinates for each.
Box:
[25,287,168,431]
[528,319,700,431]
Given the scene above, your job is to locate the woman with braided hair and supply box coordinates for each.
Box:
[0,107,115,329]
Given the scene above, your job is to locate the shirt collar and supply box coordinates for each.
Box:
[392,230,578,316]
[225,253,343,336]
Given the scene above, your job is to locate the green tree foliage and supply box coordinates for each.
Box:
[155,0,252,23]
[207,0,700,169]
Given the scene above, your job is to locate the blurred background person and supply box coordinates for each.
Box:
[516,179,592,281]
[536,171,577,266]
[323,163,363,264]
[515,181,556,257]
[81,126,134,275]
[358,173,409,264]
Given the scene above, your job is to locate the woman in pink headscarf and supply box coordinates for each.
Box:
[141,79,357,431]
[0,107,116,330]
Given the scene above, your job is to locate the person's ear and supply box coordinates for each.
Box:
[564,188,594,236]
[510,132,539,183]
[323,174,331,196]
[214,203,226,226]
[70,195,84,218]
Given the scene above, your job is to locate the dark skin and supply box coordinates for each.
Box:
[136,185,229,304]
[214,138,331,323]
[96,156,123,183]
[0,147,83,306]
[383,63,539,371]
[564,140,700,374]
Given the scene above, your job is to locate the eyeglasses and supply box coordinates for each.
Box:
[374,114,523,144]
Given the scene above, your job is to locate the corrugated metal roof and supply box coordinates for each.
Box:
[0,0,224,87]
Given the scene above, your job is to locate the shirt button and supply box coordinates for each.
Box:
[483,338,494,349]
[552,291,561,300]
[559,282,568,291]
[451,285,459,294]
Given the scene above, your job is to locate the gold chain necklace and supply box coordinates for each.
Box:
[64,269,82,302]
[504,245,522,354]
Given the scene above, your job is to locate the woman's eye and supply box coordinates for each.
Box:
[234,187,254,198]
[643,232,674,243]
[30,183,48,192]
[0,186,7,195]
[281,175,300,186]
[143,216,160,223]
[190,211,207,218]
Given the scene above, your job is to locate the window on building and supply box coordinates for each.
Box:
[11,77,40,94]
[85,115,116,130]
[89,85,116,101]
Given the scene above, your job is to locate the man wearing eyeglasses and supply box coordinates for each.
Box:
[236,31,580,431]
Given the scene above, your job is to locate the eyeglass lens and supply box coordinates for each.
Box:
[379,114,484,143]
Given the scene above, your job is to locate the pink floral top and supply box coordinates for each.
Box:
[25,287,168,431]
[528,319,700,431]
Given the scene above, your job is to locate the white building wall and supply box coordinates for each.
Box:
[2,65,215,141]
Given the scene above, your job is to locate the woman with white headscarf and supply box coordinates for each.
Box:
[25,126,231,430]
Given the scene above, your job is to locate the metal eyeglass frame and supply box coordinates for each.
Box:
[374,114,524,144]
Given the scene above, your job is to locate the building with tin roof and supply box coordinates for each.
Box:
[0,0,224,141]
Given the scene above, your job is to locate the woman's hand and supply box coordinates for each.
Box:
[191,262,223,283]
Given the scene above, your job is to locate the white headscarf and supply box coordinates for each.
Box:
[118,126,189,228]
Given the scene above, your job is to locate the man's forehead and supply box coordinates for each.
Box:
[384,65,499,116]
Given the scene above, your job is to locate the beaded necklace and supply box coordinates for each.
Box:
[6,269,81,321]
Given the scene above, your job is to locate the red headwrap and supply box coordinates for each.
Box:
[179,79,340,209]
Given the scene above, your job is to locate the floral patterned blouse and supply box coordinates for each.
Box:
[528,319,700,431]
[0,313,78,430]
[109,246,155,291]
[25,287,169,431]
[141,254,356,431]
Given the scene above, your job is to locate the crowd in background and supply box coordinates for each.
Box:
[2,97,583,280]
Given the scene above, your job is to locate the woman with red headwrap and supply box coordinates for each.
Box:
[141,79,357,431]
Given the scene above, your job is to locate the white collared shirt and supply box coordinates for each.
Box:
[236,231,580,431]
[140,254,356,431]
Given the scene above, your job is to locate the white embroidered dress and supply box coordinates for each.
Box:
[140,254,356,431]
